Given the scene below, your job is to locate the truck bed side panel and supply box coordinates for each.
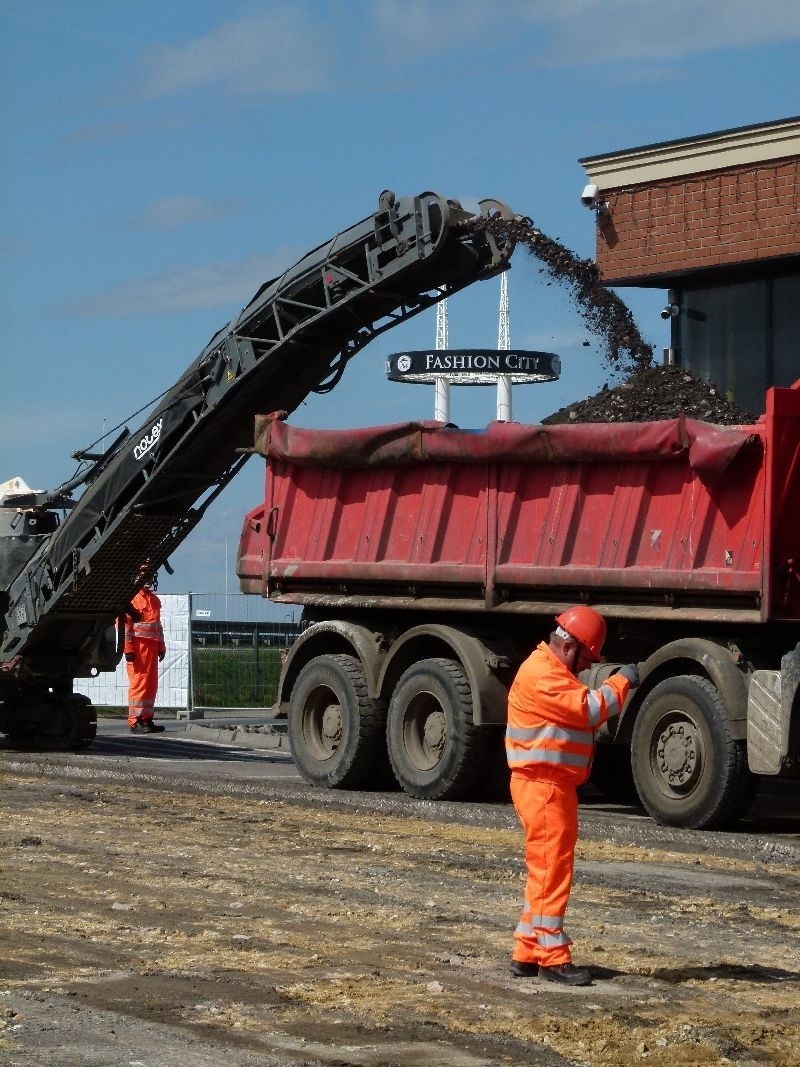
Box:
[765,384,800,619]
[267,462,488,594]
[492,448,764,603]
[238,408,800,622]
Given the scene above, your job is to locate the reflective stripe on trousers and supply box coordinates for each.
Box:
[126,641,160,726]
[510,774,578,967]
[515,911,570,948]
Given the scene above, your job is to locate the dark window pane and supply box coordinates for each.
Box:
[679,281,768,414]
[772,275,800,389]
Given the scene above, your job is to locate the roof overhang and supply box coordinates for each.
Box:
[580,116,800,191]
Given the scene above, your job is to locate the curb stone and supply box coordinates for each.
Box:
[184,720,290,751]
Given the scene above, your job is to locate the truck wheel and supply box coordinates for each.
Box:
[631,674,756,829]
[288,654,388,790]
[387,658,486,800]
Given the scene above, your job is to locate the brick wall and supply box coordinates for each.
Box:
[596,156,800,283]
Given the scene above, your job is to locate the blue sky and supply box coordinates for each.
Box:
[2,1,798,596]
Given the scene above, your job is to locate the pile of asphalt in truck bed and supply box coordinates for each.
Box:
[542,364,757,425]
[482,215,757,426]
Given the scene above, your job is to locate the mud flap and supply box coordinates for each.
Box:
[746,646,800,774]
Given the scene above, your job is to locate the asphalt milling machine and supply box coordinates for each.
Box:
[0,191,517,749]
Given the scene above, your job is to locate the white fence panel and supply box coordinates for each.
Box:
[75,594,189,709]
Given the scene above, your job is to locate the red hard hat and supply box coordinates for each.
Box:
[555,606,607,661]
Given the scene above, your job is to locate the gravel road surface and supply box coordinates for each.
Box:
[1,719,798,1066]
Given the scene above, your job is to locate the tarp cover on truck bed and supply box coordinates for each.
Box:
[240,386,799,623]
[255,412,759,482]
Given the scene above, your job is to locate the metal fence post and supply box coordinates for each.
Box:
[253,622,260,703]
[186,591,197,718]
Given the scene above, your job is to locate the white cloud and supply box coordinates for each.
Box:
[370,0,495,57]
[135,195,244,231]
[525,0,800,65]
[125,1,800,106]
[138,7,330,99]
[67,251,300,317]
[57,113,193,152]
[368,0,800,67]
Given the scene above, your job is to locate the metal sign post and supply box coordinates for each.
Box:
[388,276,560,422]
[434,300,451,423]
[497,271,512,421]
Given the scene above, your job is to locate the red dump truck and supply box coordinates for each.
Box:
[237,382,800,829]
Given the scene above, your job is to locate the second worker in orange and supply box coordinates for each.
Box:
[122,571,167,734]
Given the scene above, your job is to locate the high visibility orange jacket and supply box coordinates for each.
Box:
[506,641,631,786]
[124,589,165,657]
[122,589,165,726]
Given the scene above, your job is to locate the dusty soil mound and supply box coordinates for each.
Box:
[543,364,757,425]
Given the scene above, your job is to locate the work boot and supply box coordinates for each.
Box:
[538,963,593,986]
[130,721,165,734]
[509,960,540,978]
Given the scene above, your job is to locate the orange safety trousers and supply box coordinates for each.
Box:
[510,773,578,967]
[125,641,160,727]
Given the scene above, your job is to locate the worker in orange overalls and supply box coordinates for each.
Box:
[122,571,166,734]
[506,606,640,986]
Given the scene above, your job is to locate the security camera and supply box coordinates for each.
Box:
[660,304,680,320]
[581,183,600,207]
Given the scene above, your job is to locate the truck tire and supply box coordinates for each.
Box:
[387,657,487,800]
[1,695,97,752]
[65,696,98,751]
[631,674,756,830]
[288,654,389,790]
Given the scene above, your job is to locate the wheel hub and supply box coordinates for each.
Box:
[401,693,448,772]
[321,704,342,744]
[423,712,445,752]
[656,722,699,788]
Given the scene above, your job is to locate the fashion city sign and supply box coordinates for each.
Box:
[386,349,561,386]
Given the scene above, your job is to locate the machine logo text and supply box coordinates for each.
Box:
[133,419,163,461]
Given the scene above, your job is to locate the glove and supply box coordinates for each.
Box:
[124,652,136,663]
[618,663,640,687]
[158,650,165,662]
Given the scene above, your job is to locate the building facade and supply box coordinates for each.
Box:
[580,117,800,413]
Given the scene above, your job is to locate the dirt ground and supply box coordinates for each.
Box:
[1,760,799,1067]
